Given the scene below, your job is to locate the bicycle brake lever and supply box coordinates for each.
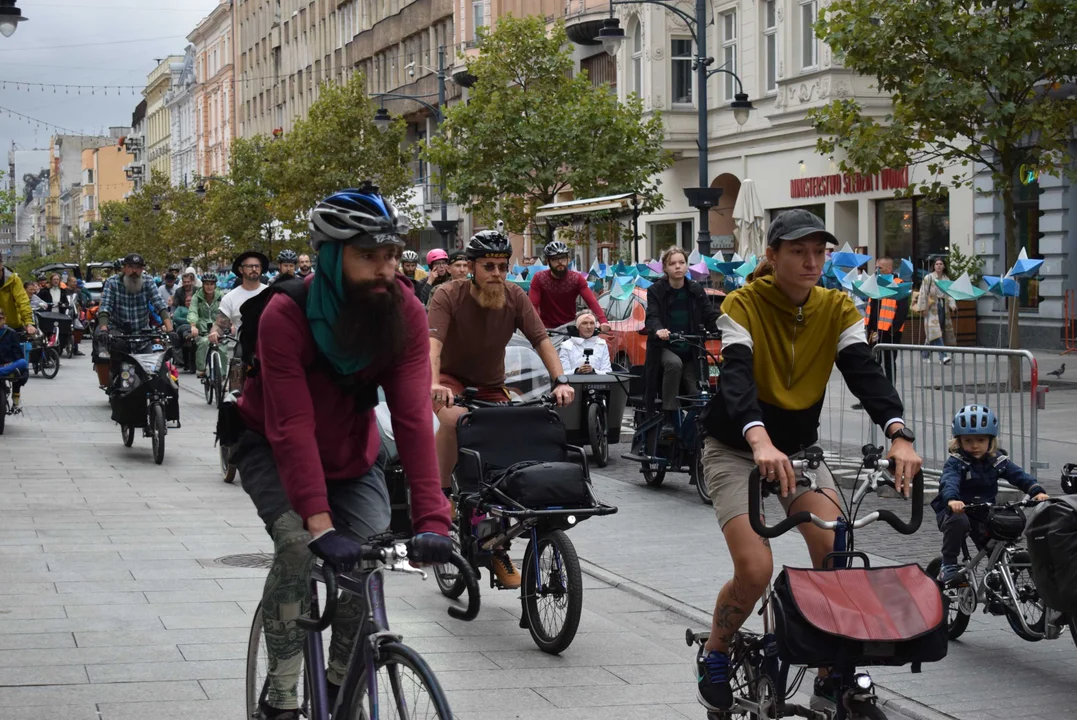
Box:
[389,560,428,580]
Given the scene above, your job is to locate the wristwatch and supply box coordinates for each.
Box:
[553,374,570,388]
[887,426,916,444]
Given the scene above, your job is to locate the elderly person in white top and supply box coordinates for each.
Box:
[558,311,613,375]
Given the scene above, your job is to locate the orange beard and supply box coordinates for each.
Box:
[476,280,506,310]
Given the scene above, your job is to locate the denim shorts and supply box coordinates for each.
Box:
[233,430,391,542]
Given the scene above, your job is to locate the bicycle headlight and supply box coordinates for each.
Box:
[854,673,873,691]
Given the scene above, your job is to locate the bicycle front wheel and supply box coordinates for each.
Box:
[42,348,60,379]
[347,642,453,720]
[522,529,583,654]
[246,602,309,720]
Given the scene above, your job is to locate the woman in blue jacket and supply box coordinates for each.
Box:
[931,404,1048,584]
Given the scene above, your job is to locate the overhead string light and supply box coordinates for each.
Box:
[0,104,80,134]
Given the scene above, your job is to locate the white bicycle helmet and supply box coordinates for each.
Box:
[401,250,420,263]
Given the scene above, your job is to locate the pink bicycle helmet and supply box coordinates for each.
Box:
[426,249,449,264]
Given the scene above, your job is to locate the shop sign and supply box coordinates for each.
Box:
[790,167,909,199]
[710,234,735,250]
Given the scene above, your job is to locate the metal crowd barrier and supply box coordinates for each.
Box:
[815,344,1044,490]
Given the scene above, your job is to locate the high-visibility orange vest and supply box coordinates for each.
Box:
[864,278,904,332]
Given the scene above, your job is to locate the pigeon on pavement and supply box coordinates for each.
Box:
[1047,363,1065,379]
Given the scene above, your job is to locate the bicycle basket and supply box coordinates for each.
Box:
[986,506,1026,542]
[771,565,948,668]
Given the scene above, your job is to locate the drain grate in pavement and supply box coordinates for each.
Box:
[215,552,274,568]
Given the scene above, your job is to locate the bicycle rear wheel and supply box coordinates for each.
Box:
[246,602,309,720]
[42,348,60,379]
[347,642,452,720]
[1004,549,1046,641]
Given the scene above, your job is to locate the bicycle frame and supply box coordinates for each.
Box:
[954,539,1065,640]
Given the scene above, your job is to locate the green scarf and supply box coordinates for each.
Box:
[305,243,372,376]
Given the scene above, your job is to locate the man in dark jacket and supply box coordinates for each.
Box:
[643,246,720,418]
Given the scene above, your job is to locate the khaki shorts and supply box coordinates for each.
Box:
[702,437,837,529]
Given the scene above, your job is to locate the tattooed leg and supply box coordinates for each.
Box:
[705,514,775,654]
[261,511,315,711]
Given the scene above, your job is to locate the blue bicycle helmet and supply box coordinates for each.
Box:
[952,404,999,437]
[200,272,218,283]
[309,183,409,251]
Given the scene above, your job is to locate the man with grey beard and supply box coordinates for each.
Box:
[94,253,172,388]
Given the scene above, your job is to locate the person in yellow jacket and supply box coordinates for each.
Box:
[0,256,37,337]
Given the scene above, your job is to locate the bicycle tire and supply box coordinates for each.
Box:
[0,389,6,436]
[642,422,666,487]
[522,529,583,654]
[926,557,971,640]
[42,348,60,379]
[151,403,166,465]
[120,424,135,447]
[346,642,453,720]
[433,526,465,599]
[847,698,887,719]
[692,436,712,505]
[246,602,309,720]
[1004,549,1046,641]
[588,403,608,468]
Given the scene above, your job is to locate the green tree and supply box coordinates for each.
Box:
[424,16,671,239]
[0,170,15,227]
[204,136,275,259]
[270,72,413,243]
[810,0,1077,351]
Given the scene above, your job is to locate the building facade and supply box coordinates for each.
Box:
[122,100,148,196]
[80,140,135,235]
[190,0,236,178]
[145,55,184,182]
[46,134,113,248]
[166,47,199,187]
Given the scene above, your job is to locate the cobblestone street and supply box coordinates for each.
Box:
[1,360,1073,719]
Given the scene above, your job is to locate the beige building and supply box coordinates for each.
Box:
[145,55,185,181]
[80,143,135,233]
[190,1,236,178]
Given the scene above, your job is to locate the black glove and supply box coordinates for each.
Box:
[410,532,454,564]
[307,529,366,569]
[168,331,181,348]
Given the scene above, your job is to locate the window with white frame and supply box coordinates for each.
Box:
[631,21,642,97]
[763,0,777,93]
[799,0,818,70]
[472,0,487,36]
[671,37,693,104]
[720,10,737,101]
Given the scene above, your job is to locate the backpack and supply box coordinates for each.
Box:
[1024,495,1077,615]
[236,277,377,411]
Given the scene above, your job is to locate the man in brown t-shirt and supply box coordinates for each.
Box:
[428,228,574,589]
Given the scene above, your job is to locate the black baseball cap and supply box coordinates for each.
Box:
[123,253,146,267]
[767,209,838,248]
[448,249,467,263]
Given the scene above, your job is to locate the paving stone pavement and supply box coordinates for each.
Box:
[0,363,917,720]
[7,358,1071,719]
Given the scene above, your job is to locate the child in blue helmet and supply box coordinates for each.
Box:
[931,404,1049,584]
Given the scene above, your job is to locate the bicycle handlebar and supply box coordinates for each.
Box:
[296,539,480,631]
[747,451,923,539]
[452,392,555,409]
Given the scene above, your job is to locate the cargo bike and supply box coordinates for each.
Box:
[432,389,618,654]
[687,445,945,720]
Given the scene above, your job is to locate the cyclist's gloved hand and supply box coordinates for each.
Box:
[410,532,454,565]
[308,529,366,569]
[167,331,181,348]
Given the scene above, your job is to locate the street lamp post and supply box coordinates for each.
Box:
[594,1,753,257]
[372,46,460,251]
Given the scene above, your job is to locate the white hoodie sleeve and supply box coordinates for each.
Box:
[592,338,613,374]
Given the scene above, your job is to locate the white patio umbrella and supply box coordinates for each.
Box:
[732,179,766,258]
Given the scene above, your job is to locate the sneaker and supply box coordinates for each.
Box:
[257,701,302,720]
[73,348,85,356]
[941,356,953,366]
[695,647,733,710]
[810,674,840,712]
[196,370,206,379]
[11,393,19,408]
[938,564,961,585]
[491,550,521,589]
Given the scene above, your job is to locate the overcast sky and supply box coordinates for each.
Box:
[0,0,222,154]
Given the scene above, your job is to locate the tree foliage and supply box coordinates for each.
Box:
[425,16,671,238]
[0,170,15,228]
[809,0,1077,347]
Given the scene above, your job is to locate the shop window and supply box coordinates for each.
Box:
[1014,174,1044,309]
[875,196,949,282]
[649,221,678,260]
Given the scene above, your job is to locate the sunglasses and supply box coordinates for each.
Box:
[478,262,509,274]
[240,264,262,270]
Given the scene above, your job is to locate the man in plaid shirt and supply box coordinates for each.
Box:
[94,253,173,388]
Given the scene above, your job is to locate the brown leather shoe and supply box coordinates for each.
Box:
[491,550,521,589]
